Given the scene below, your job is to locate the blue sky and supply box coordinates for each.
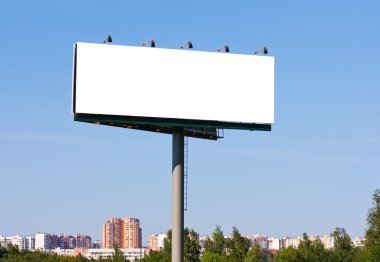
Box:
[1,0,379,244]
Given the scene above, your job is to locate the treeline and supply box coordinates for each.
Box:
[0,244,127,262]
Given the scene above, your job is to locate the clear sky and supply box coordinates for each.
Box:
[1,0,379,244]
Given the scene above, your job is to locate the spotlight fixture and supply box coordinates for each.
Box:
[103,35,112,43]
[179,41,193,49]
[142,39,156,47]
[253,47,268,55]
[217,45,230,53]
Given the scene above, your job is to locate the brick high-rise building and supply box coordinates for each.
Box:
[102,218,142,249]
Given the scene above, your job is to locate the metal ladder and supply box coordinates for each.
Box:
[184,136,188,211]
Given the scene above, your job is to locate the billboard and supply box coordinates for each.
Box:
[72,42,274,139]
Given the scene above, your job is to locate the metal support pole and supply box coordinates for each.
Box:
[172,127,184,262]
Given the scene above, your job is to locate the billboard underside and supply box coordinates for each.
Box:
[74,113,271,140]
[73,43,274,139]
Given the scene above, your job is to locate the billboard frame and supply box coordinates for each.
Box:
[72,43,272,140]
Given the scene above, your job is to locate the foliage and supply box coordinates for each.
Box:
[111,244,129,262]
[351,247,367,262]
[143,227,200,262]
[203,225,254,262]
[244,243,266,262]
[228,227,250,262]
[331,227,353,251]
[296,233,330,262]
[329,227,354,262]
[162,229,172,257]
[274,246,302,262]
[0,244,92,261]
[184,228,201,262]
[0,244,133,262]
[203,225,226,255]
[138,250,170,262]
[365,189,380,261]
[201,251,229,262]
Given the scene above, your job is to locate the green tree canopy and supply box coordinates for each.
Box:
[184,228,201,262]
[274,246,302,262]
[244,243,266,262]
[201,252,229,262]
[203,225,226,255]
[331,227,353,251]
[297,233,330,262]
[365,188,380,261]
[227,227,250,262]
[138,250,170,262]
[158,227,200,262]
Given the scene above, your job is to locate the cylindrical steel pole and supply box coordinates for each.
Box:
[172,127,184,262]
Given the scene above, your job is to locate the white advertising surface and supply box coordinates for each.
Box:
[73,42,274,125]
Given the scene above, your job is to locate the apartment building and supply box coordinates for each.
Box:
[102,218,142,248]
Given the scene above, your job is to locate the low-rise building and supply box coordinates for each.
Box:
[268,237,284,251]
[352,237,365,248]
[51,247,145,260]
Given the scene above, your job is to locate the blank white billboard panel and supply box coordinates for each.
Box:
[73,42,274,126]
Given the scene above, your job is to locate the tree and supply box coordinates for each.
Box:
[184,228,201,262]
[228,227,250,262]
[365,188,380,261]
[244,243,266,262]
[202,226,235,262]
[203,225,226,255]
[112,244,129,262]
[331,227,353,251]
[0,244,7,258]
[161,227,200,262]
[201,251,228,262]
[0,245,93,261]
[275,246,302,262]
[139,250,170,262]
[297,233,330,262]
[203,225,252,262]
[162,229,172,257]
[6,243,19,256]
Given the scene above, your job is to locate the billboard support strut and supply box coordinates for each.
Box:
[172,127,184,262]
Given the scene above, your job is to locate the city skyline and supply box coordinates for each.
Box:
[1,0,379,244]
[0,224,367,248]
[1,228,366,250]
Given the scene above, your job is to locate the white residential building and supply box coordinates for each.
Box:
[0,236,11,248]
[352,237,365,248]
[26,236,35,250]
[10,235,27,250]
[35,233,49,251]
[246,235,268,250]
[268,237,281,251]
[311,235,334,249]
[156,234,167,249]
[283,237,302,249]
[0,235,35,251]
